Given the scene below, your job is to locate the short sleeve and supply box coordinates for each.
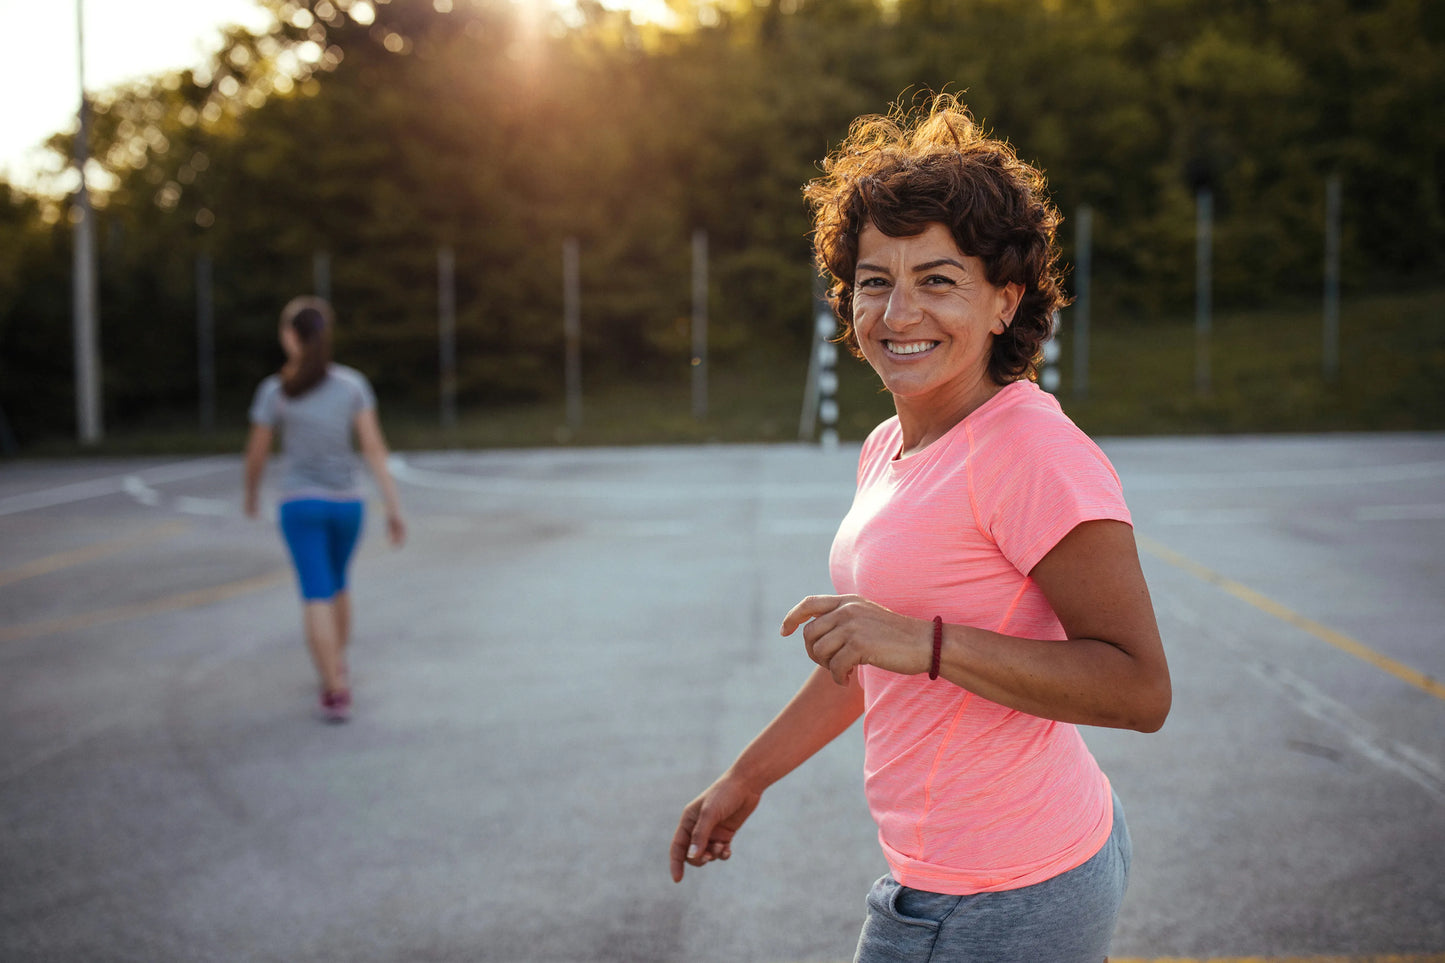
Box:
[349,369,376,415]
[969,415,1130,576]
[248,376,280,427]
[327,366,376,418]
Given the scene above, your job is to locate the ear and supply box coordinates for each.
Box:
[990,282,1025,335]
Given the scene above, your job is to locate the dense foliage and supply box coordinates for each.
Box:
[2,0,1442,446]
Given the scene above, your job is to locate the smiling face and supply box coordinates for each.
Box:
[852,221,1023,435]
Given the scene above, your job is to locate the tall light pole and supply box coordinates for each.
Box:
[73,0,103,443]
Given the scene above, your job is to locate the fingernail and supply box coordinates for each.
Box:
[687,845,698,859]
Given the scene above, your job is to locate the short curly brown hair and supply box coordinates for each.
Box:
[804,93,1068,384]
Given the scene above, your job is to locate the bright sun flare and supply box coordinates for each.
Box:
[560,0,680,27]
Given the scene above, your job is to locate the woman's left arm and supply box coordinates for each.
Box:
[354,408,406,547]
[784,519,1171,732]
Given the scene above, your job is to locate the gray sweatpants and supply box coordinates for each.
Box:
[853,793,1132,963]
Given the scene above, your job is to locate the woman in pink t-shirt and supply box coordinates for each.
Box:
[670,94,1171,962]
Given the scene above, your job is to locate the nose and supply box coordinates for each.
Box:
[882,285,921,329]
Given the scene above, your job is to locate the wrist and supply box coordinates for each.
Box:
[725,750,782,796]
[927,616,943,680]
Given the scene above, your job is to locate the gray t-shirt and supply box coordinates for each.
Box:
[249,364,376,499]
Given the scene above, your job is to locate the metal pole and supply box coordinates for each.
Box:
[72,0,102,444]
[1195,187,1213,397]
[1323,174,1342,383]
[438,246,457,428]
[816,315,839,450]
[799,273,825,440]
[691,228,708,421]
[0,404,17,456]
[1073,204,1092,398]
[313,250,331,303]
[196,254,215,433]
[809,269,839,450]
[1041,311,1061,393]
[563,238,581,433]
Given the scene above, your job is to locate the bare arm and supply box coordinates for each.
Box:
[784,519,1171,733]
[242,424,273,518]
[726,665,865,793]
[956,518,1170,729]
[670,666,864,882]
[354,407,405,546]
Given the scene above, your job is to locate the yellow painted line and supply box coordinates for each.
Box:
[1113,957,1445,962]
[0,569,288,643]
[0,520,191,588]
[809,948,1445,954]
[1137,534,1445,702]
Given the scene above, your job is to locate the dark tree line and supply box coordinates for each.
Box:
[1,0,1441,446]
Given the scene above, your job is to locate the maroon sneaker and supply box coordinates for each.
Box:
[320,688,351,724]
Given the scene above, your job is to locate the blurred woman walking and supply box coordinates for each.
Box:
[244,296,405,723]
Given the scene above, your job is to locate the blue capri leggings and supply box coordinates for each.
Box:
[279,499,364,601]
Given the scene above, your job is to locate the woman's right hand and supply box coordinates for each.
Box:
[669,771,763,883]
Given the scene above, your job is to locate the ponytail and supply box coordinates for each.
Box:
[279,296,334,398]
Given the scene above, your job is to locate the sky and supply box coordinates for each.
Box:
[0,0,673,192]
[0,0,275,188]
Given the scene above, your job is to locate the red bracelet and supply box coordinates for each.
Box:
[928,616,943,680]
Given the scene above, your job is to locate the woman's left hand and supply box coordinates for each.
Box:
[386,512,406,548]
[781,595,931,685]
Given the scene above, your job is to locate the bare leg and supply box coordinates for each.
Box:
[302,600,346,694]
[333,590,351,655]
[332,590,352,686]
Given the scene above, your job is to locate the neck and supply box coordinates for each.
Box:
[893,377,1006,457]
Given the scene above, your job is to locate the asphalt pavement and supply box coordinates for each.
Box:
[1,434,1442,962]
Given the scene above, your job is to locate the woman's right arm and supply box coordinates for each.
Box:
[669,665,864,882]
[242,424,273,518]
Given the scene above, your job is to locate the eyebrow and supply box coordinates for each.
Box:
[856,257,968,275]
[914,257,968,272]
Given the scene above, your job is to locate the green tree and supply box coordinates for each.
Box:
[3,0,1440,447]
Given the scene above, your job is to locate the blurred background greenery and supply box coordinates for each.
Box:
[2,0,1442,454]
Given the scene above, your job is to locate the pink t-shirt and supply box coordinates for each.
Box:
[829,380,1130,895]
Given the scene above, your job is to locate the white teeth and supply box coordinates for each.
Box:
[887,340,936,355]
